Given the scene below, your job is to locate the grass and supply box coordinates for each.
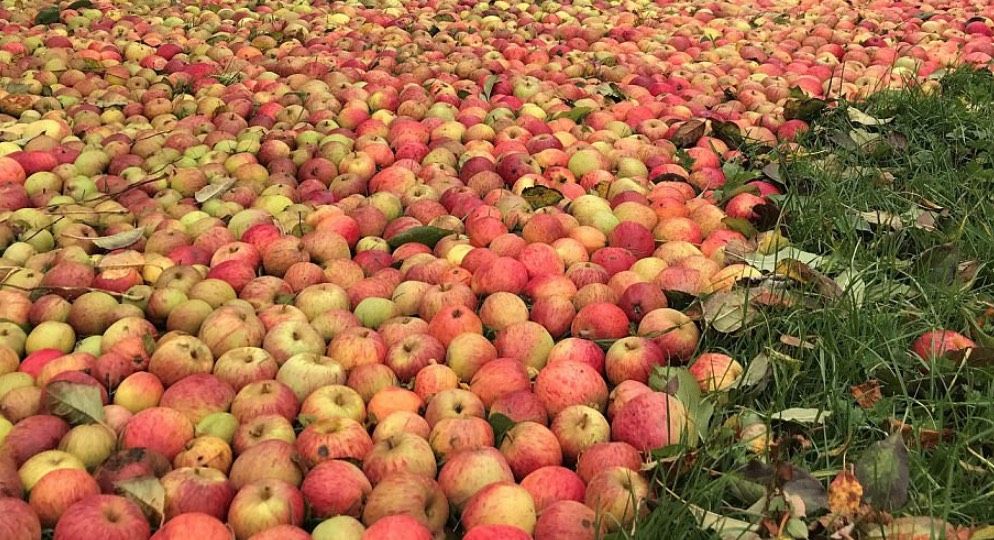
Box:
[633,68,994,538]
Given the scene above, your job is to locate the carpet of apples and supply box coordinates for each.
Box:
[0,0,991,538]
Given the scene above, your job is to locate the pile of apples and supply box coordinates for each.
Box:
[0,0,989,538]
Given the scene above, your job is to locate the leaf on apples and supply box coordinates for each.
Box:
[195,177,236,203]
[115,476,166,527]
[650,366,711,444]
[44,381,105,425]
[722,217,758,238]
[554,106,593,123]
[34,6,61,25]
[784,95,828,122]
[521,185,564,210]
[596,82,627,103]
[711,119,745,148]
[488,413,514,446]
[82,228,145,250]
[387,226,455,249]
[67,0,94,9]
[855,432,909,511]
[670,119,706,148]
[771,408,831,425]
[482,75,499,101]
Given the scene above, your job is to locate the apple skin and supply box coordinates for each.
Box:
[301,460,372,519]
[461,481,537,535]
[229,440,304,490]
[54,494,151,540]
[120,407,195,460]
[490,390,549,426]
[576,442,643,484]
[534,360,609,417]
[1,414,70,466]
[550,404,611,462]
[570,302,630,340]
[637,307,701,361]
[521,465,586,512]
[534,500,601,540]
[28,469,100,528]
[312,515,365,540]
[911,330,976,360]
[499,422,563,480]
[161,466,235,521]
[227,479,305,540]
[464,524,533,540]
[0,497,42,540]
[688,353,743,391]
[362,433,437,485]
[150,513,232,540]
[159,374,235,424]
[429,417,495,460]
[584,467,651,532]
[437,447,515,510]
[611,391,689,452]
[362,473,449,533]
[605,336,665,386]
[295,416,373,468]
[469,358,531,408]
[361,514,433,540]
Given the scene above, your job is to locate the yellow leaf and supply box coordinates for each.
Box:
[828,469,863,516]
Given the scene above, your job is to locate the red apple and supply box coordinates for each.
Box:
[54,495,150,540]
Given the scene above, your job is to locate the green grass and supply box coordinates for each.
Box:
[633,68,994,539]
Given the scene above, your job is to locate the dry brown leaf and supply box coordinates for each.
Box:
[828,468,864,517]
[781,335,817,349]
[888,419,954,450]
[851,380,883,409]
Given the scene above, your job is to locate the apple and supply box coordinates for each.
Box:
[113,372,164,413]
[121,407,195,460]
[312,516,365,540]
[29,468,100,527]
[469,358,531,408]
[362,473,449,533]
[494,321,555,370]
[362,432,437,485]
[299,384,366,424]
[605,336,665,386]
[296,416,373,467]
[534,500,602,540]
[445,333,498,382]
[212,347,280,392]
[550,405,610,462]
[362,514,432,540]
[367,387,423,424]
[151,513,232,540]
[584,467,650,531]
[148,335,215,386]
[461,481,536,535]
[499,422,563,480]
[429,416,495,459]
[611,391,690,452]
[93,448,172,494]
[301,460,372,519]
[521,465,586,512]
[424,388,485,427]
[227,479,305,540]
[912,330,976,360]
[576,442,643,484]
[228,440,304,489]
[490,390,549,426]
[534,360,608,417]
[58,424,117,470]
[688,352,744,391]
[276,353,347,402]
[384,334,446,382]
[159,374,235,424]
[161,466,235,520]
[0,497,41,540]
[546,338,605,374]
[230,380,299,422]
[19,450,86,491]
[54,495,151,540]
[637,308,700,361]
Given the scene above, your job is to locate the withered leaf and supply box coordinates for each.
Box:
[521,185,564,210]
[855,432,909,511]
[670,119,706,148]
[781,335,817,349]
[828,469,864,516]
[85,228,145,250]
[44,381,105,425]
[387,226,455,249]
[115,476,165,527]
[851,380,883,409]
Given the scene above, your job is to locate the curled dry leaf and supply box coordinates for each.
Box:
[846,107,893,126]
[851,380,883,409]
[888,419,954,450]
[780,335,817,350]
[701,290,757,333]
[195,177,236,203]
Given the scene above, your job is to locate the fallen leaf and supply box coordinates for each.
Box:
[726,246,824,273]
[387,226,455,249]
[482,75,499,101]
[671,119,706,148]
[888,419,954,450]
[722,217,758,238]
[553,106,593,123]
[687,503,759,538]
[775,259,844,299]
[85,228,145,250]
[847,108,893,126]
[828,468,864,516]
[785,95,828,122]
[194,177,236,203]
[970,525,994,540]
[851,380,883,409]
[739,353,771,388]
[781,335,817,350]
[859,210,904,230]
[115,476,165,527]
[771,408,832,425]
[521,185,564,210]
[855,432,909,511]
[943,347,994,368]
[43,381,105,425]
[701,290,757,333]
